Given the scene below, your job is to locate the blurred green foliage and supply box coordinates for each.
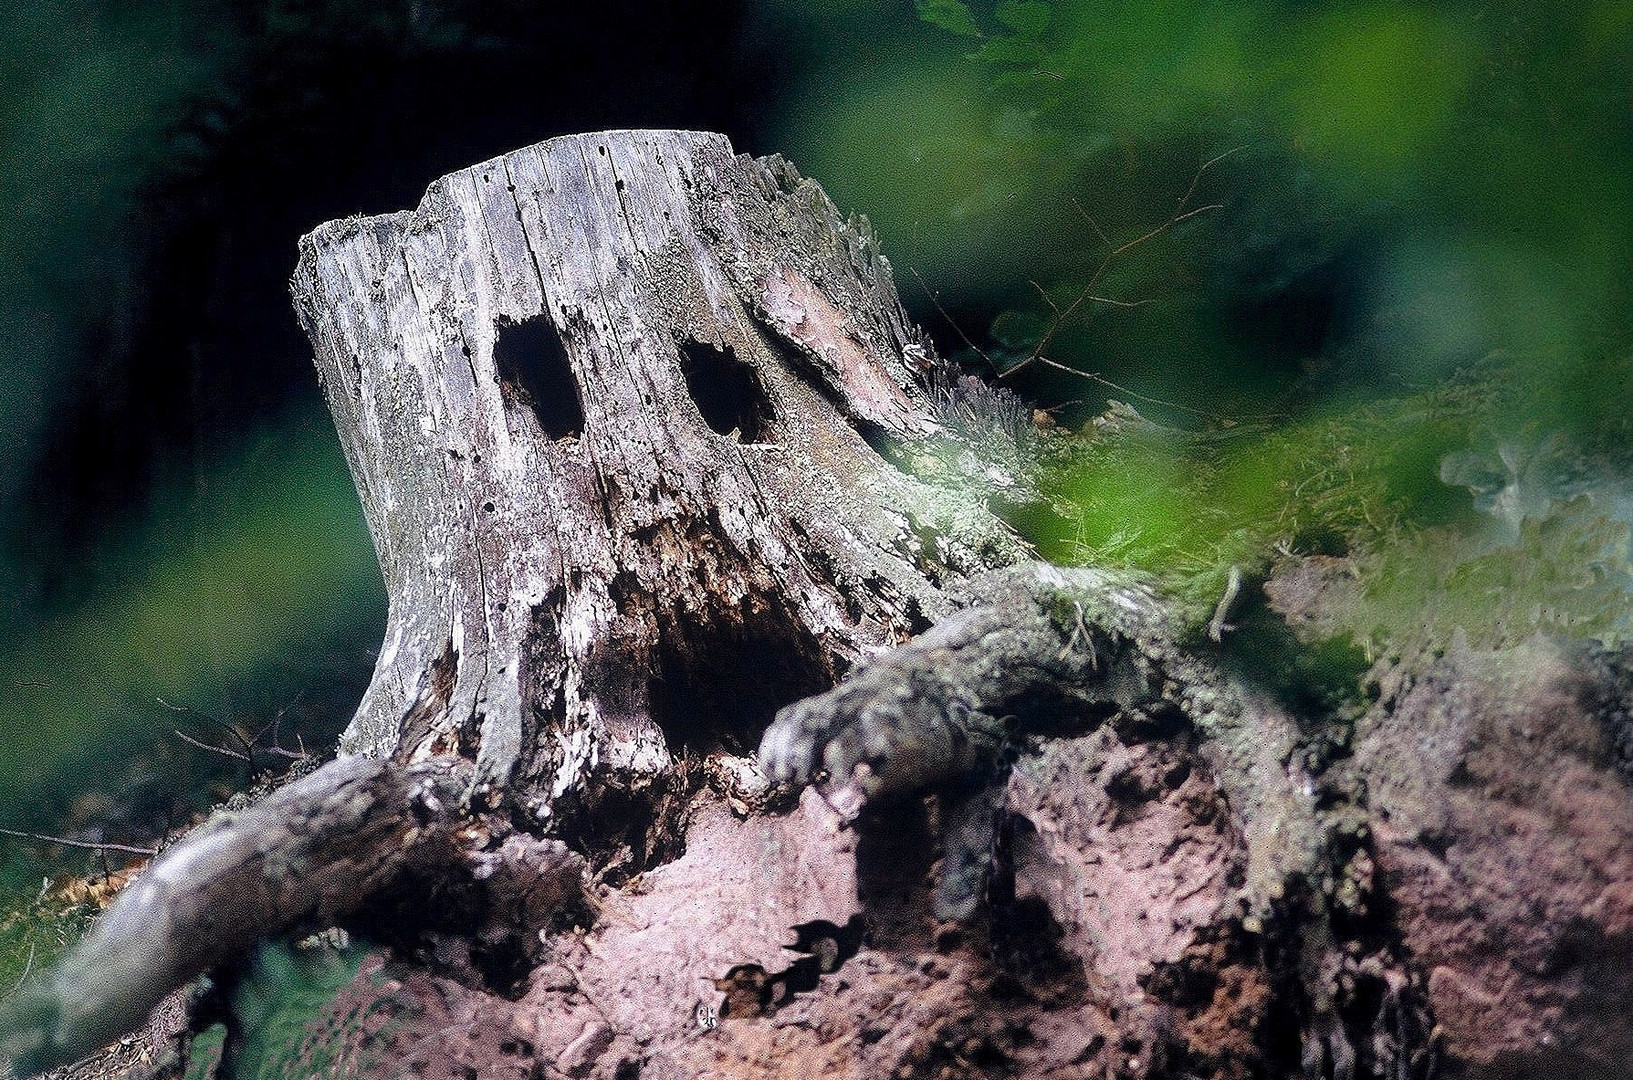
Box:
[766,0,1633,661]
[223,939,375,1080]
[1022,363,1633,653]
[0,1,491,832]
[1023,376,1473,605]
[770,0,1630,418]
[0,412,381,819]
[0,409,379,1011]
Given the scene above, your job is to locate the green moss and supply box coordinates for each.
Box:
[1033,384,1479,619]
[1227,590,1373,720]
[226,939,373,1080]
[1038,584,1086,637]
[184,1024,226,1080]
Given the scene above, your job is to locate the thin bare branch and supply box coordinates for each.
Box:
[0,828,157,858]
[1028,279,1060,315]
[5,943,36,1001]
[1013,148,1243,377]
[242,715,308,764]
[158,697,257,773]
[910,266,998,371]
[1028,357,1238,422]
[172,730,250,762]
[1070,198,1110,248]
[1173,203,1224,224]
[1171,146,1244,219]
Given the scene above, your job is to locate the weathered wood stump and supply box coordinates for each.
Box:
[6,131,1633,1080]
[289,129,1022,812]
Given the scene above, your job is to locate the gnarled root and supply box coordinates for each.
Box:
[2,757,489,1076]
[760,562,1327,921]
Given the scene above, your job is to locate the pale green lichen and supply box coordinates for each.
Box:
[1340,498,1633,656]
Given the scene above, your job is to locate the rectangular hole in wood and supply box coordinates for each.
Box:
[494,315,585,440]
[677,338,776,444]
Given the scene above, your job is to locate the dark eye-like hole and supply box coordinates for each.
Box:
[493,316,584,441]
[678,339,776,444]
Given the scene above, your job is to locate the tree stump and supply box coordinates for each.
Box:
[289,128,1022,814]
[7,130,1633,1080]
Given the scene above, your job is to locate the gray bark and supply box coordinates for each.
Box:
[4,128,1035,1076]
[3,759,492,1074]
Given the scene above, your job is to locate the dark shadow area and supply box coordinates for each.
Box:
[1221,579,1372,724]
[789,915,867,973]
[9,1,783,612]
[854,797,938,949]
[1595,644,1633,781]
[985,816,1088,1007]
[677,339,776,444]
[494,316,584,441]
[647,602,834,758]
[757,332,911,469]
[1312,834,1443,1080]
[710,915,864,1020]
[555,782,689,887]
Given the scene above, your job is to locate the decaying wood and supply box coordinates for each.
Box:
[4,128,1030,1077]
[5,131,1633,1080]
[759,562,1324,922]
[288,129,1023,815]
[4,759,468,1073]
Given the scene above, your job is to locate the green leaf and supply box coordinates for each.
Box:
[916,0,982,38]
[995,0,1050,37]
